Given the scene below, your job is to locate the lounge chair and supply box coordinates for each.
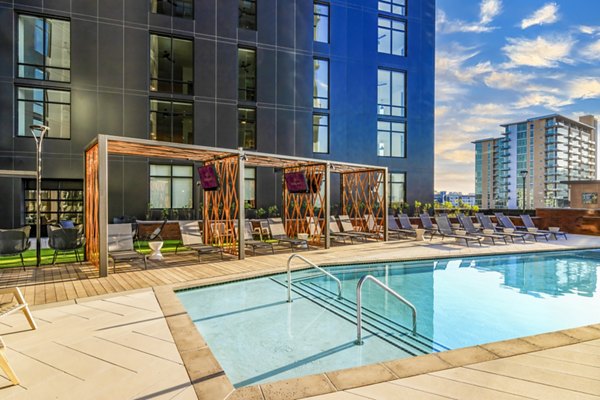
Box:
[47,225,85,264]
[493,212,505,224]
[136,219,167,249]
[267,218,308,251]
[364,214,384,235]
[306,217,349,244]
[238,221,274,255]
[255,220,271,240]
[108,223,148,272]
[435,215,482,247]
[520,214,567,240]
[0,286,36,384]
[329,217,365,243]
[476,213,527,243]
[338,215,380,239]
[384,215,410,239]
[419,214,439,239]
[495,213,526,230]
[457,214,507,245]
[0,336,19,385]
[178,221,224,260]
[0,226,31,270]
[499,216,549,242]
[0,287,37,330]
[394,214,419,238]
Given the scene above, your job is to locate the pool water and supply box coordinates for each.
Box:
[177,250,600,387]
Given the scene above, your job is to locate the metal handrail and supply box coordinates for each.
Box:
[355,274,417,345]
[287,254,342,302]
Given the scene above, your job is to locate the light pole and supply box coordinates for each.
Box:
[30,124,49,267]
[520,170,528,213]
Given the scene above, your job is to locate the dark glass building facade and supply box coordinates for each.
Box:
[0,0,435,229]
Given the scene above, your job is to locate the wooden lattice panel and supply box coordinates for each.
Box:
[342,170,385,237]
[283,165,326,245]
[203,156,239,255]
[84,144,100,267]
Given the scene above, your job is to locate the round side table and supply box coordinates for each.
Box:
[148,241,164,261]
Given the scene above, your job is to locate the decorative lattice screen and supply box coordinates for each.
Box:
[203,156,240,255]
[283,164,326,245]
[342,170,385,237]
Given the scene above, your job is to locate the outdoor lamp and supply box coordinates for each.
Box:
[30,124,50,267]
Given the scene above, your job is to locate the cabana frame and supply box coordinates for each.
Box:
[84,135,387,277]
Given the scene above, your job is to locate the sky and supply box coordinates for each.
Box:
[435,0,600,193]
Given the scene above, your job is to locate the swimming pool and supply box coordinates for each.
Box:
[177,249,600,387]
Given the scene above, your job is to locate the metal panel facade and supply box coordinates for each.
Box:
[0,0,435,228]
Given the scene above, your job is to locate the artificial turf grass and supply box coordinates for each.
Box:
[0,240,182,268]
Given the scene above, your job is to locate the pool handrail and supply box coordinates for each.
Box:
[287,254,342,302]
[355,274,417,345]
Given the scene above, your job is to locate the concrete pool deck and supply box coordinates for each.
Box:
[0,234,599,399]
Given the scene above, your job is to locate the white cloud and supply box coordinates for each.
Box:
[521,3,560,29]
[569,78,600,100]
[513,93,572,109]
[437,0,502,34]
[470,103,516,116]
[580,39,600,61]
[480,0,503,25]
[445,150,475,164]
[436,45,493,86]
[578,25,600,35]
[502,36,575,68]
[484,70,532,90]
[435,105,451,119]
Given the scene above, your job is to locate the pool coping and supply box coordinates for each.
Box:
[153,247,600,400]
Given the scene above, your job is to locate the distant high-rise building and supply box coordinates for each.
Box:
[474,114,597,209]
[434,191,476,207]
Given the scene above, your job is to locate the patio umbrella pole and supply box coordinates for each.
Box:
[30,125,49,268]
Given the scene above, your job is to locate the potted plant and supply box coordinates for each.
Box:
[413,200,422,217]
[257,207,267,219]
[423,202,433,216]
[268,205,279,217]
[145,203,152,220]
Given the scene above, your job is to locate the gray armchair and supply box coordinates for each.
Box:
[0,226,31,269]
[48,225,85,264]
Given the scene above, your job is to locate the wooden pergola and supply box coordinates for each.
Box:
[84,135,388,277]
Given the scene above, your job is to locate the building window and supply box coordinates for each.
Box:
[149,165,193,209]
[150,100,193,144]
[24,179,83,226]
[377,69,405,117]
[238,48,256,101]
[245,167,256,209]
[313,58,329,109]
[313,114,329,153]
[239,0,257,30]
[150,0,193,18]
[239,107,256,149]
[378,17,405,56]
[17,87,70,139]
[314,3,329,43]
[378,0,406,16]
[377,120,405,157]
[389,172,406,203]
[150,34,193,95]
[17,15,70,82]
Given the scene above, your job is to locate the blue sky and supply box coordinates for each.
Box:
[435,0,600,193]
